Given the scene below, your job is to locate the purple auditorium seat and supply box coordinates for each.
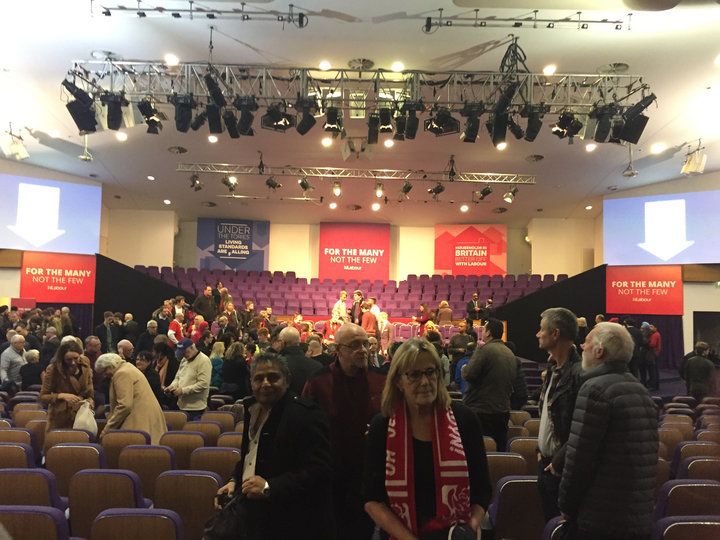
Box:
[654,479,720,520]
[92,508,183,540]
[134,265,147,274]
[542,515,566,540]
[529,274,542,283]
[146,267,161,279]
[556,274,569,281]
[488,476,545,540]
[260,271,271,279]
[670,441,720,477]
[652,515,720,540]
[542,274,555,286]
[285,271,296,282]
[0,505,77,540]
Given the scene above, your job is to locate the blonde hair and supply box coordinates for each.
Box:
[211,341,225,359]
[438,300,449,309]
[380,338,451,417]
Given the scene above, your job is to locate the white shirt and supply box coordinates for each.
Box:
[242,402,270,481]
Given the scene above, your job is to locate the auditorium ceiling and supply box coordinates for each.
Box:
[1,0,719,227]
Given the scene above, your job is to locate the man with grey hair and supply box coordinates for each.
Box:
[40,326,61,370]
[0,334,26,388]
[20,349,42,390]
[278,326,322,395]
[558,322,658,539]
[535,307,583,522]
[136,320,158,355]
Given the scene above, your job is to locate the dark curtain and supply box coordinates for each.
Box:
[37,302,94,340]
[608,313,684,371]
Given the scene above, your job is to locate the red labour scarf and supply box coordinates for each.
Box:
[385,404,471,537]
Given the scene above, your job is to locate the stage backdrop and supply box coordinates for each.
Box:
[319,223,390,281]
[434,224,507,275]
[606,265,683,315]
[197,218,269,271]
[20,251,96,303]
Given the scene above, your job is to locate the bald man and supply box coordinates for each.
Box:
[559,322,658,540]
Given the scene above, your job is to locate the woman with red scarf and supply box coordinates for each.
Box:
[363,338,491,539]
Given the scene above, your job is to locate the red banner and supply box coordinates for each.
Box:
[606,265,683,315]
[20,252,96,303]
[434,224,507,275]
[319,223,390,281]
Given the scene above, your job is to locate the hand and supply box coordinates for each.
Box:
[469,504,485,531]
[544,462,560,477]
[215,480,236,509]
[172,387,183,396]
[59,393,81,403]
[561,512,569,521]
[241,475,267,500]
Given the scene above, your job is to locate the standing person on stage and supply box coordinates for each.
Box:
[331,290,349,322]
[466,292,481,328]
[535,307,583,522]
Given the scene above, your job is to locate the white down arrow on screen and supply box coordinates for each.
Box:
[7,183,66,247]
[637,199,694,261]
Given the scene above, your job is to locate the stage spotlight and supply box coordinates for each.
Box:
[100,92,128,131]
[233,96,258,136]
[296,109,316,135]
[394,114,407,141]
[592,104,617,143]
[324,107,343,132]
[551,112,582,140]
[478,186,493,200]
[170,93,195,132]
[507,117,524,139]
[191,111,207,131]
[400,181,413,199]
[424,108,460,136]
[375,182,384,198]
[204,72,226,108]
[427,182,445,200]
[221,176,237,192]
[404,110,419,139]
[189,174,203,191]
[619,114,649,144]
[367,114,380,145]
[261,104,296,132]
[494,82,518,116]
[524,110,543,142]
[62,80,97,134]
[461,115,480,143]
[379,108,394,133]
[206,104,223,134]
[61,79,93,106]
[298,176,314,192]
[266,176,282,190]
[332,182,342,197]
[503,187,518,203]
[223,110,240,138]
[491,114,508,149]
[138,98,163,134]
[623,93,656,121]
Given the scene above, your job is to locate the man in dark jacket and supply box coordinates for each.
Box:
[95,311,121,353]
[535,307,583,522]
[559,322,658,539]
[462,318,517,451]
[192,286,217,323]
[278,326,322,395]
[215,352,335,540]
[682,341,716,401]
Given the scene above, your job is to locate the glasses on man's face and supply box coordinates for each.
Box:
[252,372,283,385]
[338,340,370,351]
[403,367,439,383]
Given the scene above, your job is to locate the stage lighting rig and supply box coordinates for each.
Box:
[170,93,196,133]
[189,174,203,191]
[428,182,445,200]
[266,176,282,190]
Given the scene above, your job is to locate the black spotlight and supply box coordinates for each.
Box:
[266,176,282,190]
[100,92,128,130]
[138,98,163,134]
[61,80,97,134]
[623,93,656,121]
[524,110,544,142]
[204,72,226,107]
[190,111,207,131]
[551,112,581,140]
[170,93,195,133]
[592,104,617,143]
[367,114,380,145]
[296,110,316,135]
[507,117,525,139]
[491,114,508,148]
[427,182,445,200]
[232,96,258,136]
[619,114,649,144]
[400,180,413,198]
[378,108,394,133]
[206,104,223,134]
[61,79,93,107]
[461,115,480,143]
[324,107,343,132]
[478,186,493,200]
[404,110,419,139]
[394,114,407,141]
[424,108,460,136]
[261,104,296,132]
[223,110,240,138]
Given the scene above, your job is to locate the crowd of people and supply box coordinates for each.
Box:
[0,286,718,540]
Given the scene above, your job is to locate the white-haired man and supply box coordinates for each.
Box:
[0,335,26,388]
[558,322,658,540]
[165,338,211,421]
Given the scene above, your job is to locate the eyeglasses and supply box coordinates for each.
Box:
[403,367,439,383]
[338,340,370,351]
[252,372,283,385]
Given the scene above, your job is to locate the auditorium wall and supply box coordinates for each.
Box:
[683,283,720,353]
[527,218,596,277]
[105,208,176,268]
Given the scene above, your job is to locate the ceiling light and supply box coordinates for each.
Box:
[650,142,668,154]
[324,107,343,132]
[163,199,171,205]
[164,53,180,67]
[319,60,332,71]
[329,201,338,209]
[261,104,296,132]
[503,187,518,203]
[189,174,203,191]
[404,110,419,139]
[321,136,333,147]
[383,139,394,148]
[208,135,218,143]
[400,181,413,199]
[585,143,597,152]
[266,176,282,190]
[332,182,342,197]
[115,131,128,142]
[375,182,384,198]
[298,177,314,192]
[427,182,445,200]
[221,176,238,192]
[147,175,155,181]
[542,64,557,76]
[390,61,405,73]
[496,141,508,151]
[585,205,593,210]
[478,186,493,200]
[424,108,460,136]
[460,204,469,213]
[170,93,195,133]
[371,202,381,211]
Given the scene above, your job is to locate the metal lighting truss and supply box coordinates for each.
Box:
[176,163,536,185]
[64,60,651,117]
